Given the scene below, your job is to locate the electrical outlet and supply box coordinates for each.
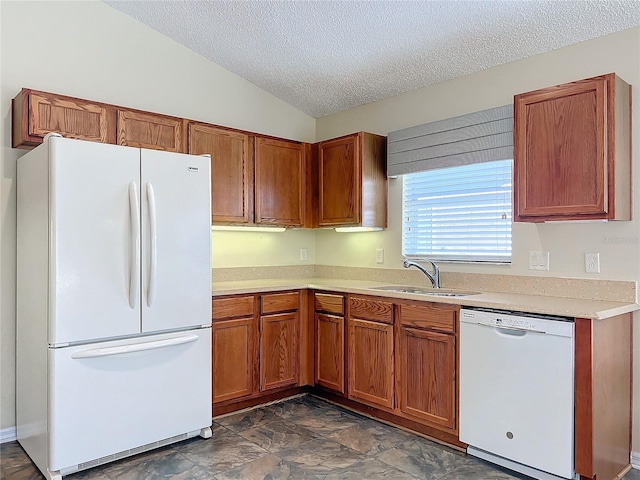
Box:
[585,253,600,273]
[376,248,384,264]
[300,248,307,261]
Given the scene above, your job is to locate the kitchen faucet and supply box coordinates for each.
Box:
[403,259,440,289]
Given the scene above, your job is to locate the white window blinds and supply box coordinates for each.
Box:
[402,160,512,263]
[390,105,514,263]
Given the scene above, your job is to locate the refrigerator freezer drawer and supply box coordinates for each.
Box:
[48,328,212,472]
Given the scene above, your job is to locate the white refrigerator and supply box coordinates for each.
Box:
[16,136,213,480]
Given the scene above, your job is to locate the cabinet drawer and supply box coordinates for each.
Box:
[349,296,393,324]
[212,296,255,320]
[399,303,457,333]
[314,293,344,315]
[261,292,299,314]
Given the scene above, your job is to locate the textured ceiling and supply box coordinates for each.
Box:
[104,1,640,118]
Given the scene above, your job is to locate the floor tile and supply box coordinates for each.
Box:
[237,420,318,453]
[437,459,530,480]
[625,469,640,480]
[215,407,281,433]
[3,397,640,480]
[376,436,471,479]
[327,417,416,456]
[322,457,416,480]
[176,430,268,474]
[98,448,210,480]
[2,463,42,480]
[276,438,367,475]
[0,443,33,469]
[213,454,321,480]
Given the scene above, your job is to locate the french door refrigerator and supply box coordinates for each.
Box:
[16,135,212,480]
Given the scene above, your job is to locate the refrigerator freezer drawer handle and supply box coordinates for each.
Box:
[128,182,140,309]
[146,182,157,307]
[70,334,199,359]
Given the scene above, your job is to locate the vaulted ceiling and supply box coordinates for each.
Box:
[105,1,640,117]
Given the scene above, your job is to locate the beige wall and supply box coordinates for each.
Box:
[0,0,316,431]
[316,26,640,451]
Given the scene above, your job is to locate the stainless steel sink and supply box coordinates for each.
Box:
[372,286,479,297]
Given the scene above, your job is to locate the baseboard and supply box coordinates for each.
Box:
[630,451,640,470]
[0,426,17,443]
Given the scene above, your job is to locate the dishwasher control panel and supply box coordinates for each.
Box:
[460,308,574,337]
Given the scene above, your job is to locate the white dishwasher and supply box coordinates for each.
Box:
[459,308,575,480]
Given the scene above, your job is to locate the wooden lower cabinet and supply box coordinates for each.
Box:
[212,317,255,403]
[260,312,299,391]
[315,313,345,393]
[399,327,456,430]
[212,291,303,415]
[348,318,394,409]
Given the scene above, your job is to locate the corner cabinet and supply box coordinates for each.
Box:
[316,132,387,228]
[211,290,306,416]
[514,73,632,222]
[255,137,307,227]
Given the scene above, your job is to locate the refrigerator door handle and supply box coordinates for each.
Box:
[128,182,140,309]
[146,182,157,307]
[70,334,199,359]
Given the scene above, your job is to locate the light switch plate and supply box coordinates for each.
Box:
[529,251,549,271]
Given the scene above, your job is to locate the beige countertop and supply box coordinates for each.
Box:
[212,277,639,320]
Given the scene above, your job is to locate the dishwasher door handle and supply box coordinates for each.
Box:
[477,322,546,335]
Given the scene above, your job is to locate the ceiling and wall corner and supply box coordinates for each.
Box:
[105,0,640,118]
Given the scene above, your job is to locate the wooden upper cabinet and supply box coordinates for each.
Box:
[255,137,306,227]
[12,89,112,148]
[189,123,253,224]
[117,109,185,153]
[316,132,387,228]
[514,73,631,222]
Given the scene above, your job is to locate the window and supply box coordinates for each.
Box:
[402,159,512,263]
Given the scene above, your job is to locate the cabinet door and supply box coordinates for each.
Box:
[348,318,394,409]
[514,76,608,220]
[315,313,345,393]
[212,317,255,403]
[317,134,361,226]
[260,312,299,391]
[399,327,455,429]
[117,109,184,152]
[22,90,109,145]
[189,124,253,224]
[255,137,305,226]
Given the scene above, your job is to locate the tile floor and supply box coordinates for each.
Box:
[2,395,640,480]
